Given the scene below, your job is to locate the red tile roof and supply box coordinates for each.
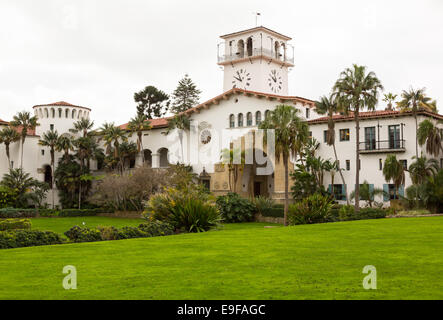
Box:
[308,109,443,124]
[119,117,170,130]
[33,101,91,111]
[11,125,38,137]
[0,118,8,125]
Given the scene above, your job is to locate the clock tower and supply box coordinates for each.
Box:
[217,26,294,96]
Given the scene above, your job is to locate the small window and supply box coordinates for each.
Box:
[58,109,62,118]
[306,108,310,119]
[41,150,45,156]
[331,184,346,201]
[265,110,270,119]
[340,129,350,141]
[238,113,244,127]
[323,130,328,143]
[255,111,262,125]
[246,112,252,126]
[50,124,54,131]
[399,160,407,170]
[229,114,235,128]
[308,131,312,139]
[379,159,383,171]
[11,161,14,168]
[65,109,69,118]
[346,160,350,171]
[388,184,399,200]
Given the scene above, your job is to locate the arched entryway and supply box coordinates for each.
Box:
[143,149,152,167]
[43,165,53,188]
[158,148,169,168]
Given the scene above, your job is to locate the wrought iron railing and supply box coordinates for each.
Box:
[359,139,406,152]
[218,47,294,64]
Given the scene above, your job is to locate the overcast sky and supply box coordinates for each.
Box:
[0,0,442,127]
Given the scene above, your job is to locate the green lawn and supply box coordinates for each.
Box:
[0,217,442,299]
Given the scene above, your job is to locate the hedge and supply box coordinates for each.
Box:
[0,230,65,249]
[0,219,32,231]
[260,204,284,218]
[0,208,113,218]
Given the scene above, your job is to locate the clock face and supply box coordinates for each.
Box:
[232,68,251,90]
[268,69,283,93]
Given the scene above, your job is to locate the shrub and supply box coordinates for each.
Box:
[146,187,221,232]
[0,186,18,208]
[254,196,275,216]
[395,209,432,216]
[0,219,31,231]
[216,192,255,223]
[338,206,386,221]
[258,203,284,218]
[0,208,38,218]
[0,230,65,249]
[58,209,99,217]
[64,226,102,243]
[338,205,355,221]
[96,225,120,240]
[288,194,333,225]
[138,221,175,237]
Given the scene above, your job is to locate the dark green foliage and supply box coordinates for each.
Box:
[338,205,386,221]
[288,194,334,225]
[64,220,175,243]
[0,230,65,249]
[259,204,284,218]
[424,169,443,213]
[0,207,109,218]
[0,208,38,218]
[216,193,255,223]
[0,219,31,231]
[170,74,201,114]
[134,85,170,119]
[290,164,328,201]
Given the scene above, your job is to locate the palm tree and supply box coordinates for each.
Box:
[70,118,94,137]
[0,127,20,169]
[383,155,405,201]
[259,104,309,226]
[382,93,397,111]
[315,95,349,204]
[10,111,39,168]
[127,114,151,164]
[100,122,128,162]
[220,147,245,193]
[417,119,443,157]
[333,64,383,212]
[350,180,385,208]
[1,168,46,208]
[164,114,191,163]
[118,141,138,172]
[408,155,439,186]
[38,130,59,208]
[397,88,436,158]
[56,135,74,163]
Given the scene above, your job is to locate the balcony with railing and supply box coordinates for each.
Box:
[217,47,294,65]
[359,139,406,154]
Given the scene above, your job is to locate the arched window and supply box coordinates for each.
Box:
[281,42,286,61]
[44,108,49,118]
[65,109,69,118]
[58,108,62,118]
[246,37,253,57]
[43,165,52,188]
[78,110,82,119]
[51,108,55,118]
[229,114,235,128]
[265,110,270,119]
[246,112,252,126]
[255,111,262,125]
[237,40,244,58]
[72,109,76,119]
[158,148,169,168]
[144,149,152,168]
[39,109,43,118]
[274,42,280,59]
[238,113,244,127]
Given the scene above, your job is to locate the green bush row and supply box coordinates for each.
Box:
[0,219,31,231]
[0,230,65,249]
[64,220,175,243]
[260,205,284,218]
[338,206,386,221]
[0,207,112,218]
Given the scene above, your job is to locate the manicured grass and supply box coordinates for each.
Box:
[0,217,442,299]
[29,217,145,236]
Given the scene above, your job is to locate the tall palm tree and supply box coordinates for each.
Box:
[383,155,405,200]
[382,92,397,111]
[333,64,383,212]
[164,114,191,163]
[10,111,39,168]
[38,130,59,208]
[118,141,138,172]
[220,147,245,193]
[0,127,20,169]
[397,88,436,158]
[315,95,349,204]
[100,122,128,161]
[56,135,74,163]
[259,104,309,226]
[417,119,443,157]
[127,114,151,164]
[70,118,95,137]
[408,155,439,186]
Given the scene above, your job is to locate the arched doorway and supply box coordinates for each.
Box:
[158,148,169,168]
[43,165,53,188]
[144,149,152,167]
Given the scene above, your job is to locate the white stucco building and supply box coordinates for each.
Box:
[1,26,442,206]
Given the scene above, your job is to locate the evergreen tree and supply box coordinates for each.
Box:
[171,74,201,114]
[134,85,170,119]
